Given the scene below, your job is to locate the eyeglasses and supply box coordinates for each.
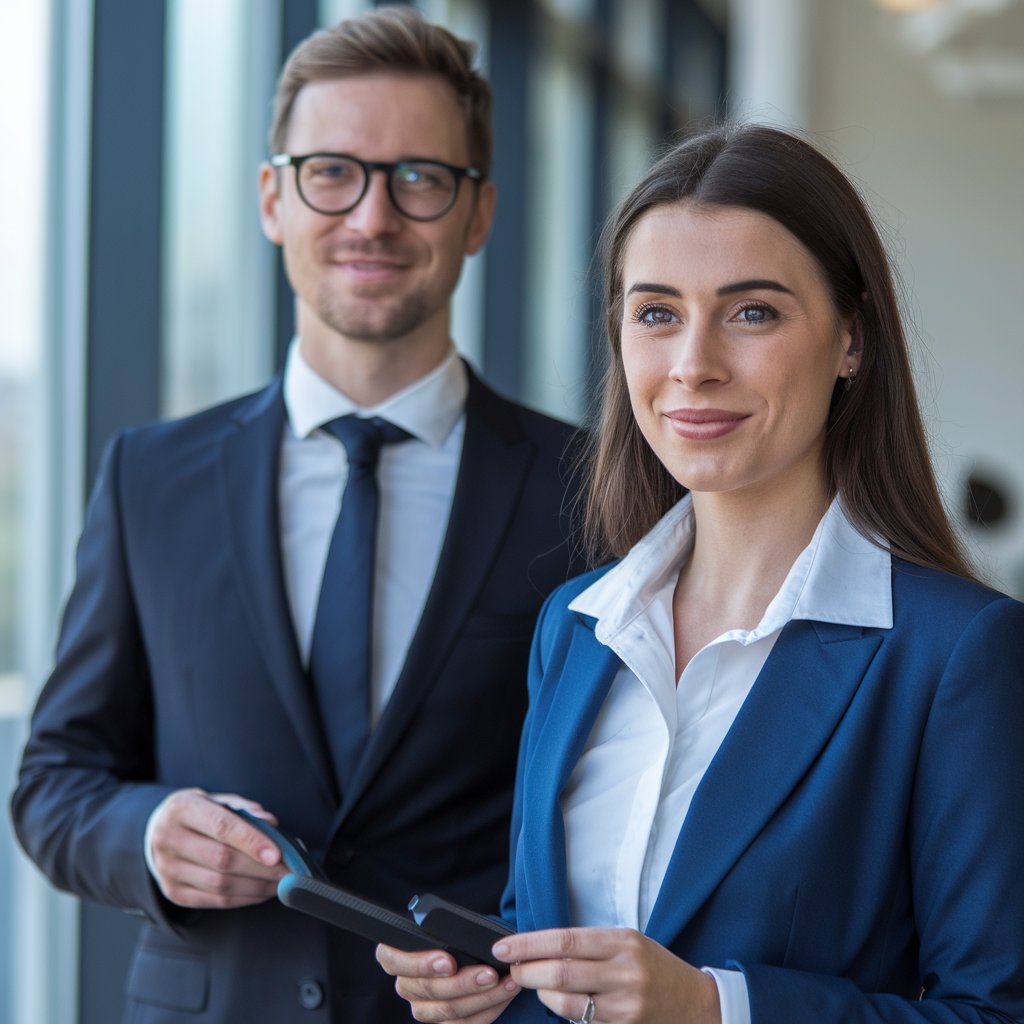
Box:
[270,152,484,222]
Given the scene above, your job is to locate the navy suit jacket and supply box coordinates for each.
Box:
[12,367,584,1023]
[500,560,1024,1023]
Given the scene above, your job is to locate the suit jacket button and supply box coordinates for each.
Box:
[329,842,355,866]
[298,978,324,1010]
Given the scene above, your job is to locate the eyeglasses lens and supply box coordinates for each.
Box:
[297,157,457,219]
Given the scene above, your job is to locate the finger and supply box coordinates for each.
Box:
[158,832,287,886]
[509,957,605,999]
[153,820,286,882]
[376,946,459,980]
[375,948,518,1024]
[536,989,597,1024]
[156,875,280,910]
[395,965,508,1004]
[492,927,617,965]
[183,792,282,868]
[395,975,518,1023]
[210,792,279,825]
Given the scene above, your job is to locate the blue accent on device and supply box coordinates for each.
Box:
[230,807,325,879]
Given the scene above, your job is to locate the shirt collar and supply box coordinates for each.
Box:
[283,338,468,448]
[570,494,893,643]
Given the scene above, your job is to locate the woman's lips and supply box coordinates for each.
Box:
[664,408,750,440]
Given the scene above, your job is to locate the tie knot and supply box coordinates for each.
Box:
[322,415,412,469]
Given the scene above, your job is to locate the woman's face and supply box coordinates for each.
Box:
[619,202,859,502]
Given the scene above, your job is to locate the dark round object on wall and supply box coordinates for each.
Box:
[964,472,1011,528]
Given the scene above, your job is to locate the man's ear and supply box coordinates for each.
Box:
[258,163,284,246]
[464,180,496,256]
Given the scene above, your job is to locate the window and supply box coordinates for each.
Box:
[1,1,87,1021]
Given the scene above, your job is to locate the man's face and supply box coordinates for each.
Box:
[259,72,494,351]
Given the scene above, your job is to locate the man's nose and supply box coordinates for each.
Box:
[343,169,402,236]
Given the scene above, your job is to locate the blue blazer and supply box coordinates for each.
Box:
[501,560,1024,1022]
[12,366,584,1024]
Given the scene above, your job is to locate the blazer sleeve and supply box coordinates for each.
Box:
[10,434,181,929]
[734,595,1024,1023]
[498,586,563,928]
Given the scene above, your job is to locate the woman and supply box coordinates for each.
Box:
[378,125,1024,1023]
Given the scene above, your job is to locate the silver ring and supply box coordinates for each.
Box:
[568,994,595,1024]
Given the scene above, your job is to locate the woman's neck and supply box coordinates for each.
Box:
[672,474,831,674]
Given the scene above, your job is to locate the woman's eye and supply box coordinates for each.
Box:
[633,304,676,326]
[734,302,776,324]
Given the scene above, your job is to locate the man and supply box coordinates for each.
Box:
[11,9,581,1022]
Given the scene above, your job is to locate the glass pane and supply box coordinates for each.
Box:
[161,0,278,417]
[319,0,372,25]
[0,3,82,1023]
[415,0,490,369]
[525,35,593,421]
[612,0,661,88]
[540,0,596,20]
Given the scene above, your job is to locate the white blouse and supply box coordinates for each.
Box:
[563,495,892,1021]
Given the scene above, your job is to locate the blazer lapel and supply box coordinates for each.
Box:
[645,619,883,945]
[519,616,621,932]
[219,380,336,802]
[336,369,538,816]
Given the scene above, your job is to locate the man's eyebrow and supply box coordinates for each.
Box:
[716,279,794,296]
[625,282,682,298]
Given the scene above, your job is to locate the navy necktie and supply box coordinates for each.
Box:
[309,415,412,790]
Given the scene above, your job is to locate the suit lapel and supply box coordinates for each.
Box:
[645,619,883,945]
[336,369,537,816]
[218,380,336,802]
[520,616,621,931]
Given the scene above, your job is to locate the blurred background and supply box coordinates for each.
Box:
[1,0,1021,1020]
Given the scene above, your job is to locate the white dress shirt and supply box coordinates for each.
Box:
[280,340,466,725]
[563,494,893,1023]
[145,343,466,876]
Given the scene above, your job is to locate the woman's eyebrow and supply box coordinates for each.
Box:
[716,278,794,296]
[625,282,682,298]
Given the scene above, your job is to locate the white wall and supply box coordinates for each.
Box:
[729,0,1024,595]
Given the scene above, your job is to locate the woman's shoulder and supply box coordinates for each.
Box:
[890,557,1024,636]
[533,562,618,643]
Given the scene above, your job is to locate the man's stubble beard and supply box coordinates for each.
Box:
[315,285,438,344]
[313,266,462,342]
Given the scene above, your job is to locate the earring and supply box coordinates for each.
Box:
[844,369,857,392]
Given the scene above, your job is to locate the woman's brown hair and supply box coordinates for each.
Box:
[584,124,975,581]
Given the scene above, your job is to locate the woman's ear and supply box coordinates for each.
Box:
[838,307,864,384]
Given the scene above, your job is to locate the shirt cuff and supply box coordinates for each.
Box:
[702,967,751,1024]
[143,803,161,880]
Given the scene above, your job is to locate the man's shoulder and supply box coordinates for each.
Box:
[96,381,282,494]
[463,368,581,448]
[118,380,281,454]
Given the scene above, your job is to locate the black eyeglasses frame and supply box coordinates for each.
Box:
[269,152,484,222]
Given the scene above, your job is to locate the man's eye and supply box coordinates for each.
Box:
[396,165,449,190]
[308,161,354,181]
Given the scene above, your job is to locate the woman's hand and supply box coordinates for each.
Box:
[493,927,721,1024]
[376,946,520,1023]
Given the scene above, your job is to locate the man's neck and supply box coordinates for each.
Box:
[297,319,453,407]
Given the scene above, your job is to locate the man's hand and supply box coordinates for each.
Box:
[146,788,288,909]
[376,945,520,1023]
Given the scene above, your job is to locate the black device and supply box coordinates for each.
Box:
[407,893,515,970]
[277,874,514,971]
